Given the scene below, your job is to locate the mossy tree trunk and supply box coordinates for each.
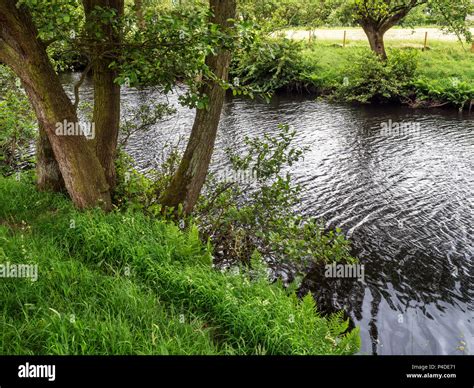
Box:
[36,121,65,192]
[0,0,112,209]
[83,0,124,192]
[160,0,237,214]
[362,24,388,60]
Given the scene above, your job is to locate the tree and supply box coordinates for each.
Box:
[0,0,112,209]
[238,0,339,30]
[354,0,420,59]
[134,0,145,28]
[353,0,473,60]
[160,0,237,214]
[83,0,124,191]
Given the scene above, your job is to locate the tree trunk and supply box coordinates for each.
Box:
[362,24,387,60]
[83,0,123,192]
[135,0,145,29]
[0,0,112,209]
[91,61,121,192]
[36,121,65,192]
[359,7,413,61]
[159,0,237,215]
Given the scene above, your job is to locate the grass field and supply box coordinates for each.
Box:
[301,39,474,85]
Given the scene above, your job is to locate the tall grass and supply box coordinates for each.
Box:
[0,176,360,355]
[0,230,222,355]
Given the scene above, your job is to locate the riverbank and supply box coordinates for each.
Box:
[232,37,474,110]
[0,175,360,355]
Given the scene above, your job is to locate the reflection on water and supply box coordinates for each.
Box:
[63,73,474,355]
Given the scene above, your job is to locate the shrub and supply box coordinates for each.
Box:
[0,66,36,176]
[112,124,355,273]
[231,36,311,94]
[195,124,355,271]
[334,49,419,103]
[413,78,474,110]
[113,143,181,216]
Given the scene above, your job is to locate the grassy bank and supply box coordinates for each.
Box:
[232,37,474,109]
[301,39,473,88]
[0,175,360,355]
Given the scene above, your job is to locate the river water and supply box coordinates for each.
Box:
[64,74,474,355]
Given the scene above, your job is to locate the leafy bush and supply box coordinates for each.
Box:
[195,125,355,271]
[113,142,182,216]
[238,0,355,28]
[0,66,36,176]
[231,36,312,94]
[113,124,355,272]
[413,77,474,110]
[112,99,178,213]
[333,49,419,103]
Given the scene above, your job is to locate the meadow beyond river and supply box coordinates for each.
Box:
[66,73,474,355]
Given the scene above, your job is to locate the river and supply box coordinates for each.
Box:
[64,73,474,355]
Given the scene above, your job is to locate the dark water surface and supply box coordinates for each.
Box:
[64,74,474,355]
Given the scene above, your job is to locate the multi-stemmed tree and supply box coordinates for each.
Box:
[1,0,239,214]
[0,0,114,209]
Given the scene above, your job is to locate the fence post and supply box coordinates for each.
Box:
[423,31,428,51]
[343,30,347,47]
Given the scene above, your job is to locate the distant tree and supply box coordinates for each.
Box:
[352,0,473,59]
[238,0,329,29]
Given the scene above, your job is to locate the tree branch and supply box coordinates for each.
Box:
[39,37,60,48]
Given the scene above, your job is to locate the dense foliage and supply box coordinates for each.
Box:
[0,66,36,176]
[231,36,311,94]
[237,0,474,28]
[335,49,419,103]
[196,125,355,270]
[114,124,356,273]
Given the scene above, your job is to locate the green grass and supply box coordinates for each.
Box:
[291,39,474,108]
[0,174,360,355]
[301,39,474,87]
[0,232,220,355]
